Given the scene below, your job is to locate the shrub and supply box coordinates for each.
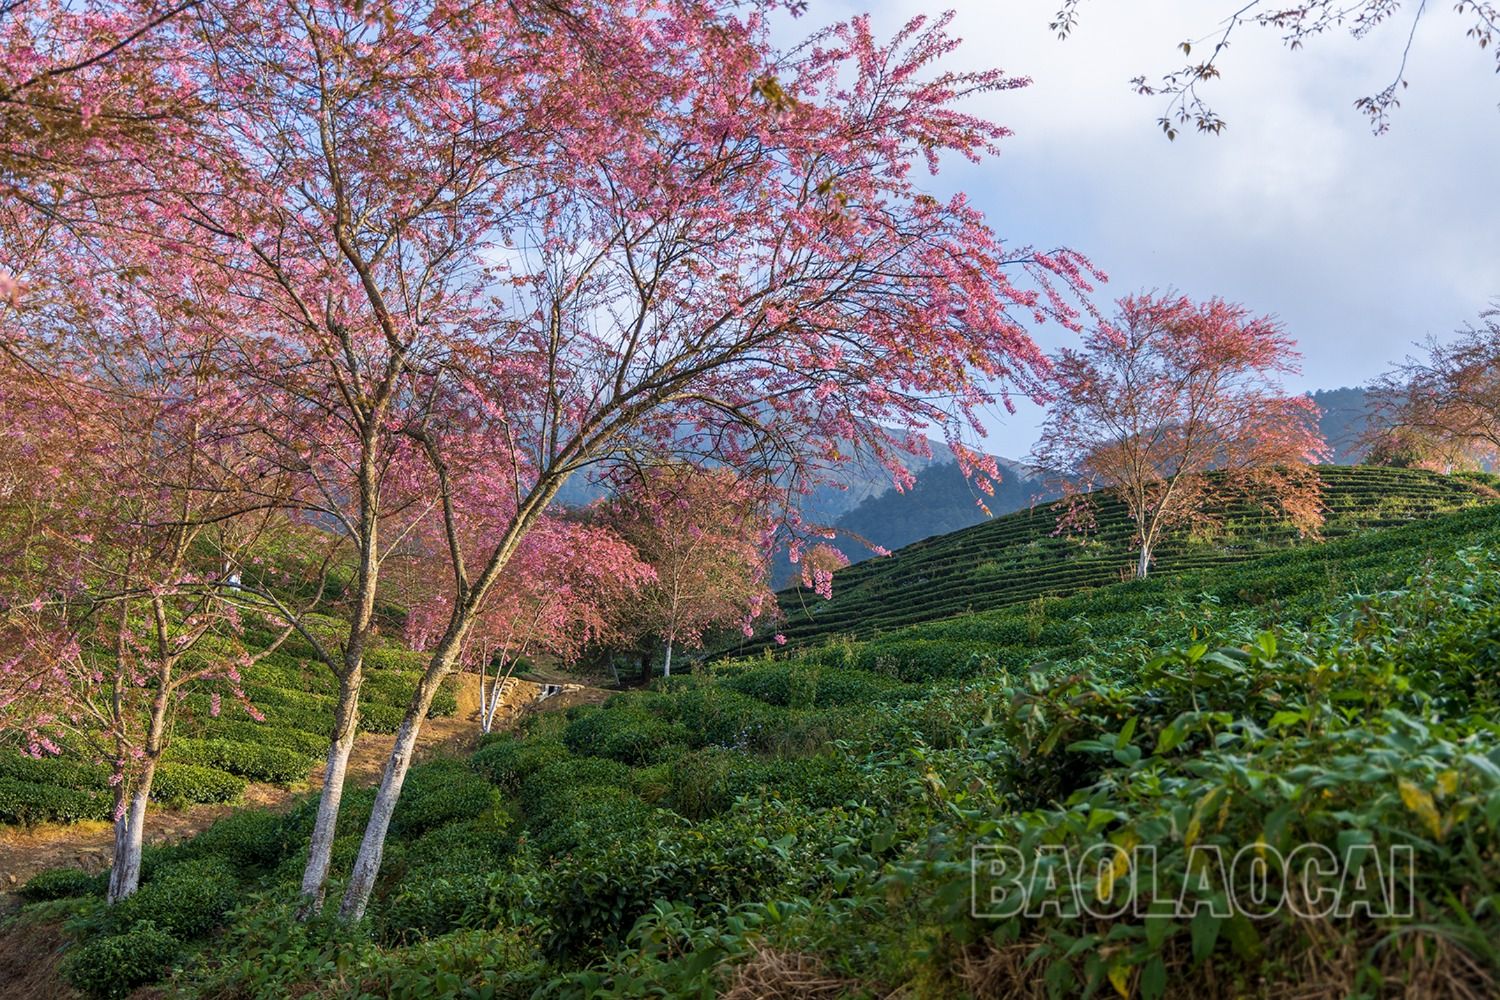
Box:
[182,808,293,870]
[0,777,109,824]
[62,921,181,1000]
[377,866,496,944]
[151,763,247,804]
[20,866,102,901]
[354,928,541,999]
[562,705,688,765]
[401,812,516,872]
[666,686,785,751]
[525,785,661,859]
[390,759,500,837]
[662,747,744,820]
[851,638,982,683]
[517,756,633,821]
[196,719,328,756]
[469,736,569,793]
[664,749,873,821]
[110,856,240,939]
[0,749,108,787]
[542,799,833,957]
[166,738,309,784]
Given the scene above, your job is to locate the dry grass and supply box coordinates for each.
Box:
[956,911,1497,1000]
[0,917,78,1000]
[721,946,865,1000]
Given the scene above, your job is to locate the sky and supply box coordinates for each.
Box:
[784,1,1500,459]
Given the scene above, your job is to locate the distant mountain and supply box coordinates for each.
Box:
[1310,387,1373,464]
[770,458,1045,587]
[553,435,936,523]
[828,459,1045,563]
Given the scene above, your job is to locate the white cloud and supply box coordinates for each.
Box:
[782,1,1500,458]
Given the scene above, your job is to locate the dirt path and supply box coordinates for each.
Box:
[0,676,570,894]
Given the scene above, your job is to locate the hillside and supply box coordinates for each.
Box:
[759,465,1497,647]
[0,623,461,830]
[13,499,1499,998]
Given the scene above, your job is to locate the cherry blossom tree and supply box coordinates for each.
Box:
[33,0,1098,919]
[1366,306,1500,471]
[0,0,203,304]
[0,272,318,901]
[598,467,773,679]
[1033,293,1328,579]
[399,516,651,734]
[328,5,1098,921]
[1052,0,1500,135]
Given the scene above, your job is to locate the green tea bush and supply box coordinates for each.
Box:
[389,759,500,838]
[0,776,109,824]
[0,750,108,787]
[517,755,633,821]
[562,704,688,765]
[166,738,309,784]
[109,856,240,939]
[62,921,181,1000]
[724,663,908,709]
[526,785,661,859]
[469,734,569,793]
[377,864,496,944]
[152,762,247,804]
[404,812,514,869]
[182,808,294,870]
[350,928,541,999]
[851,638,984,682]
[665,686,785,750]
[196,719,329,756]
[542,798,836,957]
[20,866,102,901]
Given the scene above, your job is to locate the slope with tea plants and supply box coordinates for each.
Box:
[11,493,1500,999]
[0,621,458,829]
[764,465,1496,647]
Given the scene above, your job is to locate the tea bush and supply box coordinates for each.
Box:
[62,920,181,999]
[108,856,240,939]
[20,866,102,901]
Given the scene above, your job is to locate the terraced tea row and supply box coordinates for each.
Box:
[760,466,1495,647]
[0,636,457,826]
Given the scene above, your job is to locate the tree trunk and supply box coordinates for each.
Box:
[639,651,651,686]
[663,638,674,677]
[1136,543,1152,579]
[106,761,157,903]
[298,670,362,913]
[338,641,459,922]
[482,659,518,733]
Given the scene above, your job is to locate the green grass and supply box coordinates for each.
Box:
[756,466,1496,648]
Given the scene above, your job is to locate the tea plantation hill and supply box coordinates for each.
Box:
[0,624,459,827]
[760,465,1498,648]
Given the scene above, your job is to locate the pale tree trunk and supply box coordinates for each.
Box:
[109,648,170,903]
[339,638,461,921]
[298,671,362,912]
[300,445,381,913]
[1136,543,1152,579]
[482,658,519,734]
[336,473,568,920]
[105,759,158,903]
[663,637,674,677]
